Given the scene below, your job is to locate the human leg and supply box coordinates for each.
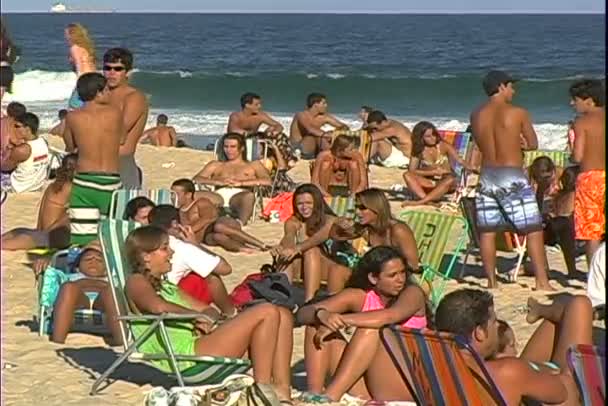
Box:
[479,231,499,288]
[304,325,340,393]
[402,172,432,199]
[229,190,255,225]
[272,307,294,400]
[302,247,325,301]
[213,217,267,250]
[1,228,48,251]
[525,230,554,290]
[323,256,351,295]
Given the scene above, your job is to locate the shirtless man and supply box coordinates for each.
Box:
[1,153,76,250]
[141,114,177,147]
[193,133,272,225]
[366,110,412,169]
[49,109,68,137]
[227,92,284,137]
[103,48,149,188]
[470,70,552,290]
[289,93,348,159]
[569,79,605,264]
[312,135,368,197]
[171,178,269,253]
[63,72,124,245]
[435,289,592,406]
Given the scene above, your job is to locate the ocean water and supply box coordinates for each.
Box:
[3,13,605,150]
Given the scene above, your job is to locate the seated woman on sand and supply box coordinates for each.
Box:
[295,246,429,402]
[402,121,475,207]
[312,135,368,197]
[51,240,123,345]
[1,153,77,250]
[330,188,420,270]
[272,184,354,301]
[124,225,294,403]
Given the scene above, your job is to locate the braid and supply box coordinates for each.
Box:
[131,256,162,292]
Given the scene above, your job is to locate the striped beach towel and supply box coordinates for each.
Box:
[567,344,606,406]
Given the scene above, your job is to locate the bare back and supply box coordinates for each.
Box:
[387,120,413,156]
[471,100,537,167]
[153,126,176,147]
[66,104,122,173]
[573,109,605,172]
[36,181,71,230]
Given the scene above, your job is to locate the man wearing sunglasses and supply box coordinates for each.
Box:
[102,48,149,188]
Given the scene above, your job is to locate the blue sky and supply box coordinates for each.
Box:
[3,0,605,12]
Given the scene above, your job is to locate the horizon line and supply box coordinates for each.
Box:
[3,10,605,14]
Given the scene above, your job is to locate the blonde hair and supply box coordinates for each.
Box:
[356,188,392,230]
[66,23,96,64]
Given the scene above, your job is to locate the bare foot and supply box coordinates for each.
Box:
[239,247,257,255]
[486,280,499,289]
[533,282,557,292]
[526,297,542,324]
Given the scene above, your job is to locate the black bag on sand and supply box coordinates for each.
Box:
[246,272,305,312]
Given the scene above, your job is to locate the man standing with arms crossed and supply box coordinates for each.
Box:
[470,70,553,291]
[569,79,605,265]
[102,48,149,188]
[64,73,124,245]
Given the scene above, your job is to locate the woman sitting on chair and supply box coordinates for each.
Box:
[272,184,353,302]
[296,246,429,402]
[402,121,473,207]
[1,153,77,250]
[125,225,293,402]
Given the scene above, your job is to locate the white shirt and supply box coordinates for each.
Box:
[587,242,605,308]
[10,137,50,193]
[166,235,220,285]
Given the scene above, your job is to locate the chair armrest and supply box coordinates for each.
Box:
[118,312,214,322]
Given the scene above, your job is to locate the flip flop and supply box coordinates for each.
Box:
[298,392,333,404]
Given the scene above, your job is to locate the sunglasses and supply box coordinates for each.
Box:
[355,204,368,211]
[103,65,126,72]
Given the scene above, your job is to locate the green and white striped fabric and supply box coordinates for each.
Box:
[94,219,250,394]
[109,189,178,220]
[326,195,356,218]
[524,150,571,168]
[399,210,468,307]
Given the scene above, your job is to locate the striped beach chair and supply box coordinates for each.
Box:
[109,188,177,220]
[399,210,468,307]
[325,195,356,218]
[380,326,507,406]
[524,149,572,168]
[567,344,606,406]
[91,219,250,395]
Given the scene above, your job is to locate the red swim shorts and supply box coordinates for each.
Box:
[178,273,212,304]
[574,170,606,240]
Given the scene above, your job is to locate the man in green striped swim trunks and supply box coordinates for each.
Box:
[64,72,125,245]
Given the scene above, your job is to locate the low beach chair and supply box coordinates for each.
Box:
[91,219,250,395]
[36,248,106,336]
[379,325,507,406]
[109,188,178,220]
[438,130,476,205]
[524,149,572,168]
[399,210,468,306]
[567,344,606,406]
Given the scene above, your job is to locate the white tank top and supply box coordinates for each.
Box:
[10,138,50,193]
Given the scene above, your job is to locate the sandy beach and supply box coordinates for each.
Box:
[1,141,603,405]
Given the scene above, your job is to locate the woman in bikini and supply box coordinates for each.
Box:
[64,23,97,110]
[125,226,294,403]
[402,121,473,206]
[272,183,353,301]
[295,246,429,402]
[1,153,77,250]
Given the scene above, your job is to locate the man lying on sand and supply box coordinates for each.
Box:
[366,110,412,169]
[141,114,177,147]
[470,70,553,291]
[289,92,349,159]
[227,92,284,137]
[193,133,272,225]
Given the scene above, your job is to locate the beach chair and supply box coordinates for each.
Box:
[524,149,571,168]
[438,130,476,204]
[91,219,250,395]
[379,325,507,406]
[109,188,178,220]
[399,210,468,306]
[567,344,606,406]
[36,248,106,336]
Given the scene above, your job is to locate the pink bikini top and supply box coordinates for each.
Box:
[361,290,427,329]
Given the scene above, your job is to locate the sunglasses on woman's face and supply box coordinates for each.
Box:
[355,204,368,211]
[103,65,126,72]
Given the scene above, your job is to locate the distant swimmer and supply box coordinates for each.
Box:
[289,92,349,159]
[366,110,412,168]
[227,92,284,137]
[63,72,124,245]
[470,70,553,291]
[569,79,605,264]
[141,114,177,147]
[103,48,149,188]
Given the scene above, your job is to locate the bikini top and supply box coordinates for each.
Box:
[361,290,427,329]
[420,144,449,167]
